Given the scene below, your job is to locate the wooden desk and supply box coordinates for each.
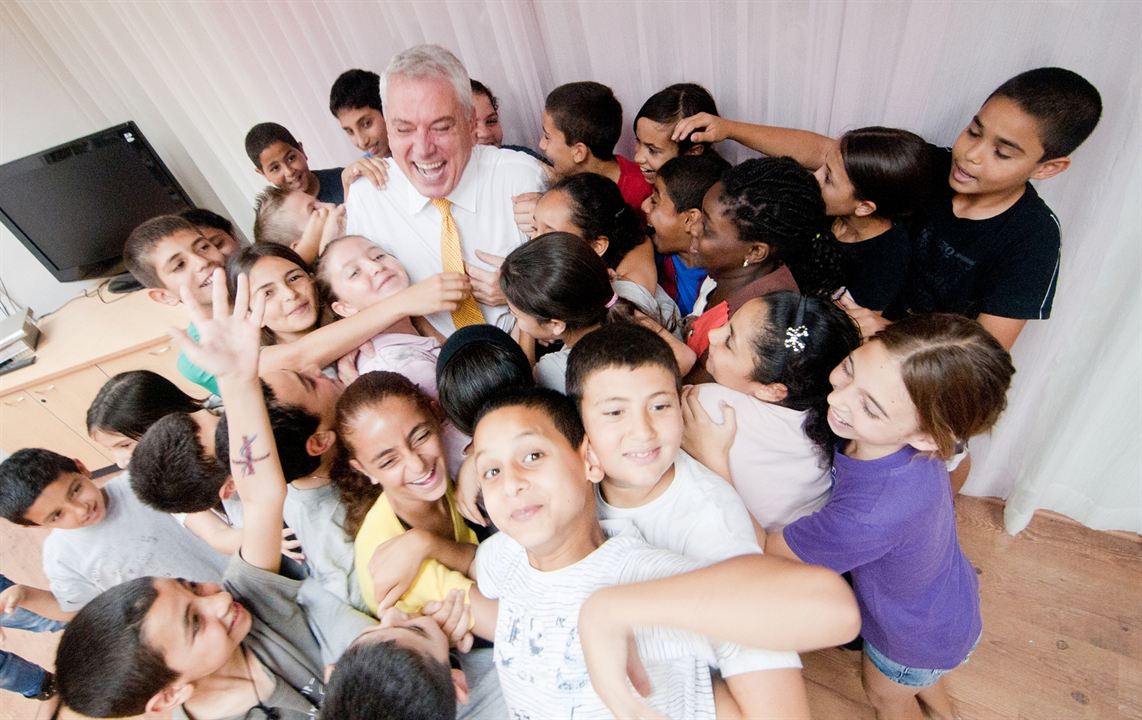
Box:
[0,290,202,469]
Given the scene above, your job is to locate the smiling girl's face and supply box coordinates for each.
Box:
[633,117,680,185]
[346,395,448,506]
[248,255,320,341]
[826,339,926,460]
[321,236,410,317]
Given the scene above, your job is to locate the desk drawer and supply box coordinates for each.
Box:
[98,341,209,400]
[0,390,112,470]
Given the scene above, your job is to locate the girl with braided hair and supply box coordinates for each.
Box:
[683,156,840,381]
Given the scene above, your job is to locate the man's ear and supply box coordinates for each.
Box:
[147,288,181,307]
[255,166,267,179]
[1031,156,1071,181]
[218,476,237,502]
[581,440,605,485]
[451,667,470,705]
[306,429,336,458]
[853,199,877,218]
[683,144,705,157]
[749,382,788,404]
[73,458,91,477]
[331,300,359,318]
[588,236,610,258]
[145,683,194,715]
[682,208,702,231]
[571,143,590,165]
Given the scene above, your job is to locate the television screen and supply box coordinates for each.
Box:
[0,122,194,282]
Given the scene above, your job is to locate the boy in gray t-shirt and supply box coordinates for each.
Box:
[0,450,226,613]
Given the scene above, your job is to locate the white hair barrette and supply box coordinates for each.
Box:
[784,325,809,353]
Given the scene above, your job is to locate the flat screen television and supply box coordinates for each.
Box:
[0,122,194,282]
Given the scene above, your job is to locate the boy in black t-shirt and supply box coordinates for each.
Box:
[861,67,1102,350]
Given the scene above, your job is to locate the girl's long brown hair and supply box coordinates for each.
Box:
[331,370,441,539]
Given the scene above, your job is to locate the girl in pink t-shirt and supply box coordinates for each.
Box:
[682,291,859,531]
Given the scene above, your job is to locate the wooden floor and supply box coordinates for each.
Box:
[1,496,1139,720]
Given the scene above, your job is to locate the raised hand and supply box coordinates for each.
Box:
[170,268,265,383]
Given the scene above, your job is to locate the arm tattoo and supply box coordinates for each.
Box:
[231,434,270,476]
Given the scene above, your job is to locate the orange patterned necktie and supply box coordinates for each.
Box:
[431,198,484,328]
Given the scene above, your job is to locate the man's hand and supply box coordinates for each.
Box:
[512,192,542,238]
[579,591,663,720]
[170,269,264,384]
[342,157,390,197]
[469,250,507,306]
[319,204,347,254]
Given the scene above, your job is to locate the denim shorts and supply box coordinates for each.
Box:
[864,635,979,688]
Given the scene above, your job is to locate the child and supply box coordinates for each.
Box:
[223,242,467,379]
[676,68,1102,349]
[681,291,861,531]
[498,232,616,393]
[0,448,225,613]
[331,371,481,618]
[671,115,933,311]
[633,83,721,186]
[471,79,545,161]
[329,68,389,159]
[564,321,809,717]
[53,270,328,718]
[128,411,249,557]
[436,324,533,437]
[253,185,342,264]
[0,572,69,701]
[315,234,442,394]
[887,68,1102,348]
[123,214,239,395]
[245,121,345,204]
[540,81,651,213]
[684,157,833,380]
[180,207,243,256]
[531,173,680,333]
[215,384,379,662]
[469,386,859,719]
[86,369,209,469]
[767,314,1015,719]
[644,154,730,314]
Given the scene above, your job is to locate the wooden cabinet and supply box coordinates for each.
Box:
[0,291,191,470]
[97,340,209,400]
[0,390,110,469]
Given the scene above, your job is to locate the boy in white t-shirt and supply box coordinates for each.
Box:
[467,387,857,719]
[565,322,808,717]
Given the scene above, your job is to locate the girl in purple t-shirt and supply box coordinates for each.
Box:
[768,314,1014,720]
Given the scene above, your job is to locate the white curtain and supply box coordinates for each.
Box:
[3,0,1139,533]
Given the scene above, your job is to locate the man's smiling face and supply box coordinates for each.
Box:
[386,74,475,198]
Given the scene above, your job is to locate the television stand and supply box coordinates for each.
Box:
[107,273,144,294]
